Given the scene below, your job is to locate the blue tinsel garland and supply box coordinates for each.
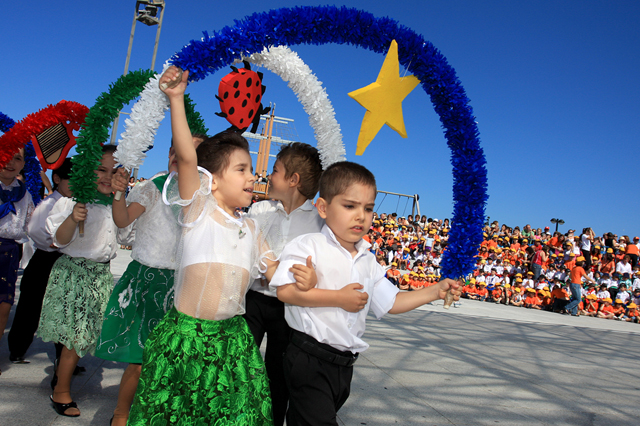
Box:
[0,111,15,133]
[0,111,42,205]
[169,6,488,279]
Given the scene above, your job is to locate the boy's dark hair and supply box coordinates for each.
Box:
[276,142,322,199]
[318,161,376,204]
[53,157,73,181]
[196,131,249,175]
[102,144,118,155]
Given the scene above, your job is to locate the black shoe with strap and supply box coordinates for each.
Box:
[50,395,80,417]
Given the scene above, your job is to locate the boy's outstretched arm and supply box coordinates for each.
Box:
[159,66,200,201]
[389,278,462,314]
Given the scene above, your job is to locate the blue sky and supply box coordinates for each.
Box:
[2,1,639,237]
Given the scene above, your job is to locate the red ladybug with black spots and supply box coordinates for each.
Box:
[215,61,270,133]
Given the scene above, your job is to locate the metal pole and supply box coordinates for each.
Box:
[150,1,165,71]
[109,11,138,145]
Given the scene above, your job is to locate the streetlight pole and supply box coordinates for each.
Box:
[550,218,565,233]
[109,0,166,146]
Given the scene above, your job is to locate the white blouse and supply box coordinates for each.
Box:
[127,176,180,269]
[46,197,133,263]
[27,191,63,252]
[163,167,274,321]
[0,179,34,241]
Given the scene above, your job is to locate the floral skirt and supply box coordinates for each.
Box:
[96,260,175,364]
[128,307,273,426]
[37,255,112,357]
[0,238,20,305]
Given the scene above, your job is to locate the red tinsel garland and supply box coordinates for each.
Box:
[0,100,89,170]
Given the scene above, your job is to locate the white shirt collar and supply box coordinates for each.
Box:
[321,224,371,259]
[275,198,316,215]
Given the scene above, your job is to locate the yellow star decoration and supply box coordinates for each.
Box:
[348,40,420,155]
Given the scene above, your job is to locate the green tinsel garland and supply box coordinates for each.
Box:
[70,70,208,204]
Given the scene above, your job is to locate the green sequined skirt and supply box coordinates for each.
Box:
[128,307,273,426]
[37,255,113,357]
[96,260,175,364]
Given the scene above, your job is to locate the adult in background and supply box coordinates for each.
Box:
[626,236,640,269]
[580,228,595,269]
[530,243,548,280]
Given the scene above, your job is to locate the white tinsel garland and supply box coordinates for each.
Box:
[115,47,347,171]
[240,46,346,169]
[113,63,170,170]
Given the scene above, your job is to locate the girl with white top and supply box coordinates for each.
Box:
[95,135,205,426]
[37,145,132,417]
[0,148,34,366]
[8,158,72,364]
[128,67,308,426]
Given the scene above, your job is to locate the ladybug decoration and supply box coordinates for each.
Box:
[216,61,270,133]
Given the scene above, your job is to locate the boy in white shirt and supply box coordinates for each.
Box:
[244,142,324,426]
[270,161,461,426]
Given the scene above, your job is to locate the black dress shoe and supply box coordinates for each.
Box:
[9,355,30,364]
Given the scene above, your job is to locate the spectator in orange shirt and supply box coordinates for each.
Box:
[611,299,626,320]
[491,283,504,304]
[624,302,638,322]
[524,288,542,309]
[463,280,479,300]
[386,262,401,287]
[565,257,596,316]
[580,294,599,316]
[626,236,640,268]
[597,298,615,319]
[550,283,570,312]
[475,282,489,301]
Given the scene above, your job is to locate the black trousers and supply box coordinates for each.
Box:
[243,290,291,426]
[8,249,62,358]
[284,332,355,426]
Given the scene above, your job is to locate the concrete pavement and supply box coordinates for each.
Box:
[1,248,639,425]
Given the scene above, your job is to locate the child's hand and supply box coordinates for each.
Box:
[159,66,188,97]
[111,168,130,194]
[338,283,369,312]
[437,278,463,301]
[71,203,87,223]
[290,256,317,291]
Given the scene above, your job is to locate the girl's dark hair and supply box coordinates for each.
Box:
[196,131,249,175]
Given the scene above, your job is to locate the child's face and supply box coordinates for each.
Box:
[267,159,290,200]
[317,182,376,250]
[95,152,117,195]
[212,148,255,212]
[0,148,25,185]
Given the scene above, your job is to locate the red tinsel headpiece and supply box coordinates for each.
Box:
[0,100,89,170]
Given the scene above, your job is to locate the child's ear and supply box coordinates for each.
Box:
[210,174,219,192]
[52,174,61,185]
[316,197,328,219]
[289,172,300,188]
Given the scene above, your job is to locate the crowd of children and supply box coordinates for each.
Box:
[367,216,640,323]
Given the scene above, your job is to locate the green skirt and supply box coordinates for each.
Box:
[128,307,273,426]
[96,260,175,364]
[37,255,113,357]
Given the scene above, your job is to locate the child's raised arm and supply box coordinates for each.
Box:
[159,67,200,201]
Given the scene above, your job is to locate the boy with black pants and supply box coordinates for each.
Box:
[270,161,461,426]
